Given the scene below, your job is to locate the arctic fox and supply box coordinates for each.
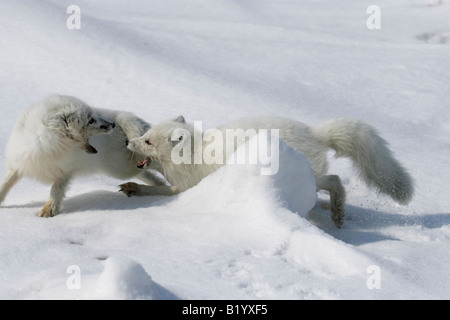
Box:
[0,95,162,217]
[120,116,414,227]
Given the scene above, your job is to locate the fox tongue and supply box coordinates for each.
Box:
[137,157,150,169]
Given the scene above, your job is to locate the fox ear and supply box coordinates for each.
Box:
[172,115,185,123]
[43,110,73,132]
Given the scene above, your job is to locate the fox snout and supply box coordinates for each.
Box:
[125,138,141,154]
[100,122,115,130]
[95,119,115,133]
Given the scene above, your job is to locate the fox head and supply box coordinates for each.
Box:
[126,115,192,167]
[43,95,115,154]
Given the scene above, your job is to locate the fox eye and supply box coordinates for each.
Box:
[88,118,96,125]
[171,135,183,142]
[145,140,152,145]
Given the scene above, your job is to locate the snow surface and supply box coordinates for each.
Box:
[0,0,449,300]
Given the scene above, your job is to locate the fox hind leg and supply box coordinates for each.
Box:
[316,175,346,228]
[0,168,21,204]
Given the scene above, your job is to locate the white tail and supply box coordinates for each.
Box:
[311,119,414,205]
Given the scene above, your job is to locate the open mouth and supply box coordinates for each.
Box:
[85,143,98,154]
[137,157,150,169]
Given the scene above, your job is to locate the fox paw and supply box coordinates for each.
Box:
[39,202,57,218]
[119,182,139,197]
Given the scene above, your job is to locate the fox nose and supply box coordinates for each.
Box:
[100,122,115,130]
[125,139,129,146]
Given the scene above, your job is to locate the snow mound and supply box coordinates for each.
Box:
[230,132,317,217]
[86,255,177,300]
[176,133,317,218]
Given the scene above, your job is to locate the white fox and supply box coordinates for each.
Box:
[0,95,162,217]
[120,116,414,227]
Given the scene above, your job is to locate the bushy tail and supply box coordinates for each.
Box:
[311,119,414,204]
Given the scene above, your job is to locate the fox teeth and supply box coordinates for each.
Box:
[137,157,150,169]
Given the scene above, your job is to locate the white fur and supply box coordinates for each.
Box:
[121,116,414,227]
[0,95,159,217]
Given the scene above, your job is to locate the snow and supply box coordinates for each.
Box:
[0,0,449,300]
